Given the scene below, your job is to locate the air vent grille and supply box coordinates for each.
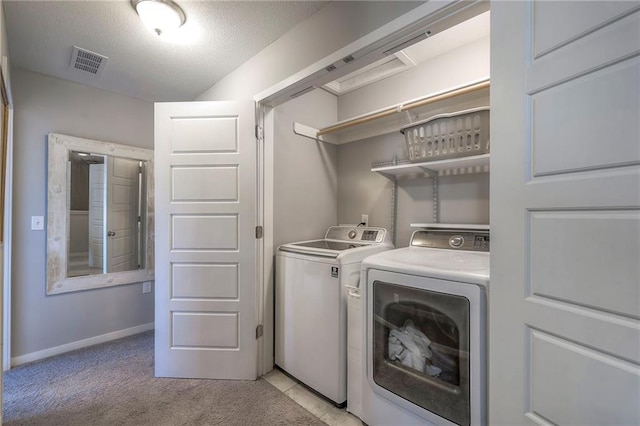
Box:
[323,52,415,95]
[70,46,108,76]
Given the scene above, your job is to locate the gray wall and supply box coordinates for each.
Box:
[11,68,154,358]
[198,7,491,249]
[196,1,422,101]
[337,133,490,247]
[196,1,424,247]
[336,37,491,246]
[273,89,338,247]
[338,37,490,120]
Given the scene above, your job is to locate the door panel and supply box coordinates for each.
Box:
[490,1,640,424]
[172,312,239,347]
[172,166,239,201]
[171,263,239,299]
[527,11,640,95]
[531,59,639,175]
[529,330,639,425]
[532,1,638,57]
[171,117,238,152]
[524,297,640,363]
[155,101,257,380]
[525,167,640,209]
[172,215,239,250]
[529,211,640,317]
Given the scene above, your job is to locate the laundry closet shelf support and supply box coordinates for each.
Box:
[318,79,489,137]
[371,154,490,179]
[292,79,489,145]
[372,154,490,225]
[292,122,338,144]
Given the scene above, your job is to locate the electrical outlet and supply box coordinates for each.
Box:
[361,214,369,227]
[142,281,152,294]
[31,216,44,231]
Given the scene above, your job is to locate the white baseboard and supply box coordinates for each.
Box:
[11,322,155,367]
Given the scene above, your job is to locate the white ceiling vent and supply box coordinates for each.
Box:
[323,52,415,96]
[70,46,108,76]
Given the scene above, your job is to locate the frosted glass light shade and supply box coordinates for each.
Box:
[133,0,185,36]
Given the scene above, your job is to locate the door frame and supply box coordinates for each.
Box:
[2,59,12,372]
[2,108,12,372]
[255,105,275,374]
[253,0,490,374]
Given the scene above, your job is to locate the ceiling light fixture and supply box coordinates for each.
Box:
[131,0,186,36]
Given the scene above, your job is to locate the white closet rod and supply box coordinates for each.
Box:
[316,80,490,137]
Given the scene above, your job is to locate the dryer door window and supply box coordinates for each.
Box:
[372,280,471,426]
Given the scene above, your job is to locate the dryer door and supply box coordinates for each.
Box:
[366,270,486,426]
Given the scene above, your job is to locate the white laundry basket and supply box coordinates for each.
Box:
[401,107,490,162]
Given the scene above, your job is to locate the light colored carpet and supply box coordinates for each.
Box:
[3,331,325,425]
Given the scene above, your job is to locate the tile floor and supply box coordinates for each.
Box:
[263,368,363,426]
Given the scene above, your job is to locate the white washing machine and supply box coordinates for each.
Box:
[275,226,393,405]
[358,226,489,426]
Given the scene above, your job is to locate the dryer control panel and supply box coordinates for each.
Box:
[411,229,490,252]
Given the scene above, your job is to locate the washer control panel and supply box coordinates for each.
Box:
[325,226,388,243]
[361,230,380,241]
[412,229,490,252]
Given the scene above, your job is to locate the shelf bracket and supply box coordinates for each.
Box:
[418,166,438,178]
[376,171,398,181]
[293,122,338,145]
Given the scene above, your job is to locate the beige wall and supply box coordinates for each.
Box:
[11,69,154,359]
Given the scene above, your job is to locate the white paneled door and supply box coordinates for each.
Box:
[491,1,639,425]
[106,156,140,273]
[154,101,258,379]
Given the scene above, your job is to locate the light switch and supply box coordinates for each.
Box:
[31,216,44,231]
[142,281,152,294]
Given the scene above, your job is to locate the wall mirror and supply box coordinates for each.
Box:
[47,133,154,294]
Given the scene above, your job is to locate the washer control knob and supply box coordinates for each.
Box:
[348,230,357,239]
[449,235,464,248]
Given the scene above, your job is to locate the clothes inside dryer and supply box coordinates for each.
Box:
[372,280,471,426]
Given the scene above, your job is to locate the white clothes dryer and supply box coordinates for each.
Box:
[358,226,489,426]
[275,226,393,405]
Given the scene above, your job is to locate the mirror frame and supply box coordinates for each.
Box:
[46,133,154,294]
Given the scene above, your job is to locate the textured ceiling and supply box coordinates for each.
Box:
[4,0,328,102]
